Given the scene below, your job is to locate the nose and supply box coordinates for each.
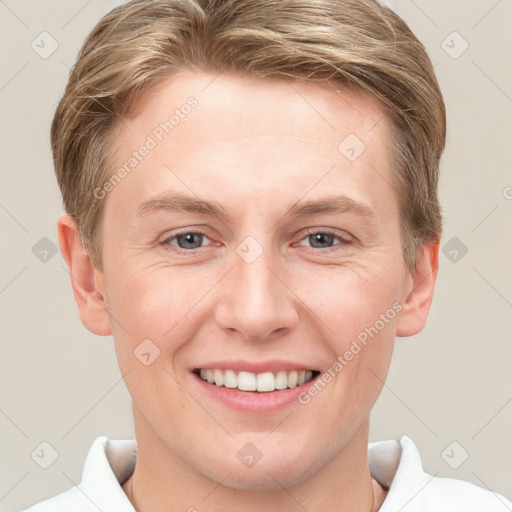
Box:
[214,243,299,342]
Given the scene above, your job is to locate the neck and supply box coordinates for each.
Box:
[123,407,386,512]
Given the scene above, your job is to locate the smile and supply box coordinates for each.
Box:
[194,368,320,392]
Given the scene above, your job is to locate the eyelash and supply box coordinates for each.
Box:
[161,228,353,255]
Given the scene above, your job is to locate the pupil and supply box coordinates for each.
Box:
[311,233,333,248]
[177,233,334,250]
[178,233,202,249]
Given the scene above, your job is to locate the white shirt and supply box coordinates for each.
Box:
[20,435,512,511]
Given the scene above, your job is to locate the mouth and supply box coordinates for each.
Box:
[192,368,321,392]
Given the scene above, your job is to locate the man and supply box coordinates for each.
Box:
[21,0,512,510]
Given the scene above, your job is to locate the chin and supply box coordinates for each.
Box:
[196,448,322,492]
[216,465,311,492]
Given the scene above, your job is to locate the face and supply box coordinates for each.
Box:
[93,71,415,490]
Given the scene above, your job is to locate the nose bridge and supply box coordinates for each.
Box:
[237,237,280,307]
[215,233,299,341]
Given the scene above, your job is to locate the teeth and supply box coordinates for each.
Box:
[238,371,256,391]
[197,368,316,392]
[288,370,298,388]
[224,369,238,388]
[257,372,275,392]
[213,369,224,386]
[275,370,288,389]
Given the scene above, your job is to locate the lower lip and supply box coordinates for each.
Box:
[192,372,319,413]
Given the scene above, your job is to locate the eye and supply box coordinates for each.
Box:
[297,229,353,250]
[161,228,353,256]
[162,230,213,254]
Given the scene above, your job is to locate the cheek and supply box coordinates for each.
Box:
[296,259,400,398]
[298,257,403,339]
[105,263,220,409]
[104,261,213,340]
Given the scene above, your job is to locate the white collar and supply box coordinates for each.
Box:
[74,434,510,511]
[77,435,410,510]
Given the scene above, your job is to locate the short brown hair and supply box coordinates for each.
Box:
[51,0,446,272]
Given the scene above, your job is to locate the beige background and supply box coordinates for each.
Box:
[1,0,511,510]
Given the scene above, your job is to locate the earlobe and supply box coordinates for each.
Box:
[395,241,440,337]
[57,213,112,336]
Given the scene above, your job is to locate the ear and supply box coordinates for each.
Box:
[396,241,439,337]
[57,213,112,336]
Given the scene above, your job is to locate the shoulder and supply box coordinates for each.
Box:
[18,487,91,512]
[18,435,136,512]
[373,435,512,512]
[419,473,512,511]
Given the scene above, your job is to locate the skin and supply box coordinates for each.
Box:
[58,71,439,511]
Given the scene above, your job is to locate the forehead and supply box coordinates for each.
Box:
[106,71,398,225]
[126,71,389,146]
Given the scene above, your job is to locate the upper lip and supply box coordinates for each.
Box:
[192,359,320,374]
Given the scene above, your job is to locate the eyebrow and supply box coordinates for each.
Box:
[136,192,377,223]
